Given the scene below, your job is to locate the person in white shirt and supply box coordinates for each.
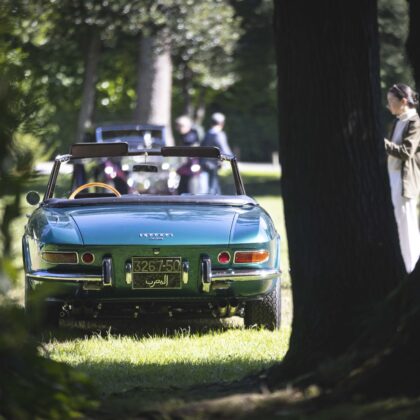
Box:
[385,83,420,273]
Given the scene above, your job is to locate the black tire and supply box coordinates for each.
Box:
[244,279,281,330]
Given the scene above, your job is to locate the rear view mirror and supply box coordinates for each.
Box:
[26,191,40,206]
[132,164,158,173]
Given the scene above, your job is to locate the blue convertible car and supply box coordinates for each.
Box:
[23,143,281,329]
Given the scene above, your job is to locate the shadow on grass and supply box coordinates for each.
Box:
[81,358,267,418]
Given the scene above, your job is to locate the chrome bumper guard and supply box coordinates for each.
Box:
[200,254,280,293]
[211,269,281,282]
[27,256,113,287]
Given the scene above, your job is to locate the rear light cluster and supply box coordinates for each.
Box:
[217,252,231,264]
[42,252,78,264]
[41,251,95,265]
[217,250,270,264]
[42,249,268,266]
[81,252,95,264]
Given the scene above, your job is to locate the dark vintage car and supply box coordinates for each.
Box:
[94,123,169,194]
[95,123,166,150]
[23,143,281,329]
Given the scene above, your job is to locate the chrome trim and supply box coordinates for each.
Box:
[102,257,113,286]
[22,236,32,272]
[41,251,79,265]
[233,250,270,265]
[125,262,132,285]
[27,271,102,282]
[211,268,280,282]
[182,260,189,284]
[56,154,72,163]
[217,251,231,264]
[201,254,212,293]
[230,156,246,195]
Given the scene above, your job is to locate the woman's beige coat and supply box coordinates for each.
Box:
[385,114,420,199]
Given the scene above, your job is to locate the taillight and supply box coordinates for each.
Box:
[81,252,95,264]
[41,251,78,264]
[217,251,231,264]
[234,250,269,264]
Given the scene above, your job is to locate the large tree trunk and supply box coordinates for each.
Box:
[406,0,420,91]
[271,0,404,380]
[133,32,174,145]
[76,29,100,143]
[181,63,194,117]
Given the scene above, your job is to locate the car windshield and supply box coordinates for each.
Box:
[53,155,237,198]
[99,129,164,150]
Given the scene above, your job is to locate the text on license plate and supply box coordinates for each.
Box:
[131,256,182,289]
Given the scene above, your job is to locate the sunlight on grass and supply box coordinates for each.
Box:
[43,327,291,396]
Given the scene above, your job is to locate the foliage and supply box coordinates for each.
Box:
[169,0,241,100]
[15,0,241,149]
[1,4,98,418]
[0,301,97,419]
[378,0,414,125]
[0,1,52,257]
[1,0,416,162]
[203,0,278,161]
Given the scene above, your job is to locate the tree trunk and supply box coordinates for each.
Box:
[76,29,100,143]
[0,189,20,257]
[181,63,194,117]
[194,86,206,127]
[406,0,420,91]
[133,32,174,145]
[271,0,404,379]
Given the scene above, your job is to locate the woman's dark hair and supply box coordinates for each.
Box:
[389,83,419,108]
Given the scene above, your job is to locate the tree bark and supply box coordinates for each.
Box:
[406,0,420,91]
[133,32,174,145]
[181,63,194,117]
[76,29,100,143]
[194,86,206,127]
[271,0,404,379]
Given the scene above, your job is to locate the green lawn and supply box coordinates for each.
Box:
[42,326,290,412]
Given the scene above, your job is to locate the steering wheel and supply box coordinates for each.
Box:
[69,182,121,199]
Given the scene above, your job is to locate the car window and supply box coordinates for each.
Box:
[53,155,237,198]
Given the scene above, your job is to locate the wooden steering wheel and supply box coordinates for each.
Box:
[69,182,121,199]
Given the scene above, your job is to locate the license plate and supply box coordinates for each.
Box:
[131,256,182,289]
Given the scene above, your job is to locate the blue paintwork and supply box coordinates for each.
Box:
[27,203,276,246]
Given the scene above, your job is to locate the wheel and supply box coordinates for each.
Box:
[244,279,281,330]
[25,276,59,330]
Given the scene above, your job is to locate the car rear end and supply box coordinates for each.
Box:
[24,201,280,323]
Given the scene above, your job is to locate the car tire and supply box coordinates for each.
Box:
[244,279,281,331]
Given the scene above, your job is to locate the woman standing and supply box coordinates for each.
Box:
[385,83,420,273]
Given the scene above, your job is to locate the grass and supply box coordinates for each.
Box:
[42,327,290,397]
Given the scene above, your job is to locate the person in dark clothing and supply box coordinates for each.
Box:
[200,112,232,194]
[175,116,200,194]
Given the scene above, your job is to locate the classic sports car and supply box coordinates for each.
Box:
[23,143,281,329]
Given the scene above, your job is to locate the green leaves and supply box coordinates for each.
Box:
[0,304,98,419]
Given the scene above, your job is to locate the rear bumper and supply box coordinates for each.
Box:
[27,271,102,282]
[26,268,280,283]
[211,268,280,282]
